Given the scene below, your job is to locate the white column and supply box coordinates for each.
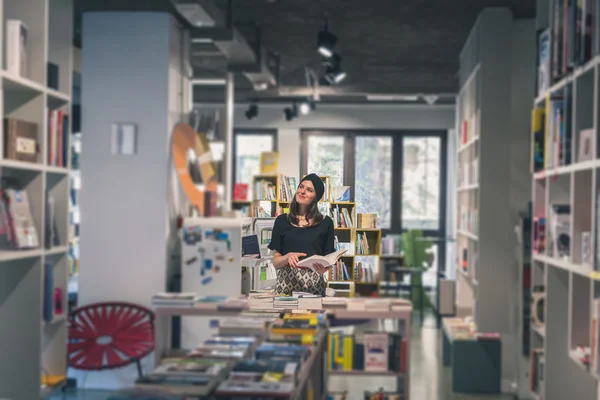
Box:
[78,12,187,389]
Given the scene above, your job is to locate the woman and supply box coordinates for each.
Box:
[268,173,336,296]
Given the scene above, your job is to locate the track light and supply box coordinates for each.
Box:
[317,19,337,58]
[245,103,258,120]
[323,53,346,84]
[298,98,316,115]
[284,105,297,121]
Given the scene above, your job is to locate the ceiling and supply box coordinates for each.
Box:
[74,0,536,103]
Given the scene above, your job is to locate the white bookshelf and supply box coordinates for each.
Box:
[0,0,73,398]
[526,0,600,398]
[454,8,535,393]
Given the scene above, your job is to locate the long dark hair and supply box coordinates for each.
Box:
[287,196,324,226]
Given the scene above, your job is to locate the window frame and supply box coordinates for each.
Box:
[300,129,447,236]
[232,128,278,194]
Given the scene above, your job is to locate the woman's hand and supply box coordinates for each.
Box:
[286,252,307,268]
[313,263,328,275]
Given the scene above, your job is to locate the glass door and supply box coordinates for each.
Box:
[399,133,448,314]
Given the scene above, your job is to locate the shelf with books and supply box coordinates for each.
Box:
[252,174,279,217]
[525,0,600,396]
[327,330,407,398]
[0,0,73,398]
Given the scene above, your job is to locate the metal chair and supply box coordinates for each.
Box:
[67,302,155,378]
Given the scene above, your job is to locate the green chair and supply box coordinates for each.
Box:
[401,229,434,310]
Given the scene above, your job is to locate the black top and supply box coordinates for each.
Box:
[267,214,336,296]
[268,214,336,257]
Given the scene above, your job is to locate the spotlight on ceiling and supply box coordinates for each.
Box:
[245,103,258,120]
[317,19,337,58]
[284,105,298,121]
[323,53,346,84]
[298,98,316,116]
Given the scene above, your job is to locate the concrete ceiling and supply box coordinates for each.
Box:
[74,0,536,103]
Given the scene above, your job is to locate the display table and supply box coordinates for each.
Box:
[153,296,413,399]
[441,317,501,394]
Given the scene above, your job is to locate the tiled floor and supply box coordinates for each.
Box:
[48,313,514,400]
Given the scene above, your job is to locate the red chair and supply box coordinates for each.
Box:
[67,302,155,378]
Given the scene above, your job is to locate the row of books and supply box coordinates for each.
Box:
[537,0,600,96]
[151,292,411,312]
[278,174,298,203]
[531,91,573,172]
[48,110,69,167]
[254,179,277,201]
[4,113,69,167]
[327,260,378,283]
[327,331,407,374]
[0,187,39,250]
[136,311,326,397]
[356,232,372,255]
[329,205,354,228]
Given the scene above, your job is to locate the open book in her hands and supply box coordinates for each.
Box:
[296,249,347,271]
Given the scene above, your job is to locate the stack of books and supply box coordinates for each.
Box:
[292,291,323,309]
[195,295,247,310]
[273,296,298,310]
[152,292,197,308]
[248,293,276,310]
[322,297,347,308]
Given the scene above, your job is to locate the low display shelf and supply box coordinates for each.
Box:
[152,294,413,399]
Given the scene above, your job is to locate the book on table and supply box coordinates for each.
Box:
[296,249,347,271]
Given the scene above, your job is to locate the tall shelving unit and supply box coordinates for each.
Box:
[0,0,73,398]
[525,0,600,398]
[454,8,535,393]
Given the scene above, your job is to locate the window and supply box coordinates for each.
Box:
[306,135,345,186]
[233,131,276,199]
[302,130,446,235]
[402,136,441,230]
[355,136,392,228]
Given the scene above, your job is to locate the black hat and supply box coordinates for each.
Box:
[300,173,325,202]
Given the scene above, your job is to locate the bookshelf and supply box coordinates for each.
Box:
[454,8,535,394]
[525,0,600,398]
[0,0,73,398]
[248,171,383,296]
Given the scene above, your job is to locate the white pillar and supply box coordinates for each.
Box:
[78,12,188,389]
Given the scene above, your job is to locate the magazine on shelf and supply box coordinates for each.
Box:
[297,249,347,271]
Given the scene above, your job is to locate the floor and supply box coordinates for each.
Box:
[48,312,514,400]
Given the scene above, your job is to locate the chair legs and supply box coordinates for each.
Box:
[135,358,143,379]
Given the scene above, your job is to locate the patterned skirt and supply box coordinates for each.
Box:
[275,266,326,296]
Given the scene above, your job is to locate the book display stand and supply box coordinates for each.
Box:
[152,296,413,399]
[0,0,73,398]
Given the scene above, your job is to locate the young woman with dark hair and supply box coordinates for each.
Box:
[267,173,336,296]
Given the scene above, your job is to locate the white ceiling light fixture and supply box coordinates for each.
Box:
[366,94,420,102]
[253,82,269,91]
[173,1,215,27]
[191,78,226,86]
[423,95,439,105]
